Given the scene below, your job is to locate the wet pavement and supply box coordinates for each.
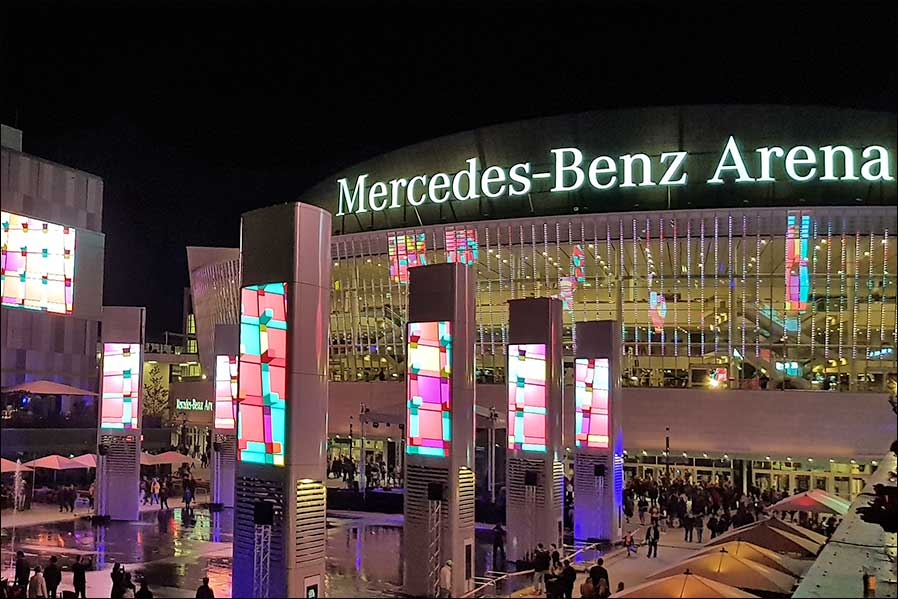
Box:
[1,507,506,597]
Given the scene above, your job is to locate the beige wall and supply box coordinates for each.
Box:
[328,382,895,461]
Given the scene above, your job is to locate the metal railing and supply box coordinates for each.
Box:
[459,540,614,598]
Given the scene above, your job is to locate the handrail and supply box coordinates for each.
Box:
[459,541,607,598]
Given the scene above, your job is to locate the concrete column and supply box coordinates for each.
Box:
[96,306,146,522]
[403,263,476,598]
[211,324,239,509]
[506,297,565,561]
[232,202,331,598]
[573,320,623,543]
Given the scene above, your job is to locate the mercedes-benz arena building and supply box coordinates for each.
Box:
[198,106,897,497]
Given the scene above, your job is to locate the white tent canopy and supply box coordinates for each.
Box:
[145,451,196,466]
[646,548,797,594]
[70,453,97,468]
[1,457,33,473]
[766,489,851,515]
[24,455,83,470]
[611,571,759,598]
[1,380,98,396]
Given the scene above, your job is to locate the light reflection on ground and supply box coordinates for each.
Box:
[2,508,505,597]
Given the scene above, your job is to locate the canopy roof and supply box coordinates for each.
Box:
[646,548,797,593]
[706,519,822,557]
[2,380,98,396]
[145,451,196,466]
[611,571,759,598]
[24,455,83,470]
[1,457,33,473]
[766,489,851,515]
[70,453,97,468]
[694,540,804,576]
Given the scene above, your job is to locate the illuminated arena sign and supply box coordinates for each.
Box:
[336,138,893,215]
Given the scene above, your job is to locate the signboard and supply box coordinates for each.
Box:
[336,138,894,215]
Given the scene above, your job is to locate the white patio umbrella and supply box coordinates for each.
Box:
[1,380,98,396]
[70,453,97,469]
[140,452,157,466]
[1,457,32,473]
[611,570,759,598]
[646,548,797,594]
[147,451,196,466]
[766,488,851,515]
[24,455,83,470]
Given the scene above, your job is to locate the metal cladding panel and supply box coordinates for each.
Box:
[405,262,476,598]
[213,433,237,508]
[573,320,622,542]
[213,323,239,356]
[232,470,287,598]
[505,457,564,562]
[100,306,145,345]
[71,228,105,322]
[100,434,140,521]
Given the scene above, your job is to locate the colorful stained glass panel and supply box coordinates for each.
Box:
[1,210,76,315]
[101,343,141,429]
[575,358,609,449]
[507,343,547,452]
[214,354,238,430]
[406,321,452,457]
[238,283,288,466]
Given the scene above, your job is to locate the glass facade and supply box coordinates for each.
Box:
[329,206,896,391]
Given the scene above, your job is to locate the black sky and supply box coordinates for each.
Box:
[2,0,896,337]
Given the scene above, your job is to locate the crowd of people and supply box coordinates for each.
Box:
[328,455,402,490]
[2,552,215,599]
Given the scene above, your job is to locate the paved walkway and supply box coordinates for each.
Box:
[512,520,713,597]
[1,497,193,529]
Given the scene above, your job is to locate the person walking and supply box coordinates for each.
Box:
[42,558,60,599]
[195,577,214,599]
[121,573,136,599]
[559,560,576,599]
[151,479,160,505]
[135,580,154,599]
[183,485,193,511]
[637,496,648,525]
[695,513,705,543]
[72,556,87,599]
[588,558,610,592]
[708,513,719,539]
[437,561,452,598]
[624,532,636,557]
[27,567,47,598]
[532,544,550,595]
[15,551,31,589]
[492,523,506,563]
[645,523,660,558]
[682,512,693,542]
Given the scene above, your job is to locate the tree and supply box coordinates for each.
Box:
[143,363,170,420]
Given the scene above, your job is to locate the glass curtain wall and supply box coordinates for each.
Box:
[328,207,897,391]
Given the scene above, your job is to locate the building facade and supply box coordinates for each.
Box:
[187,106,897,498]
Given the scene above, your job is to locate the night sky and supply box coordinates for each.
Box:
[2,1,895,337]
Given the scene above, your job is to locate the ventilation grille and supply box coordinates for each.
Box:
[406,464,448,524]
[573,454,610,497]
[613,454,624,505]
[507,457,547,507]
[233,475,286,597]
[553,460,565,507]
[215,433,237,467]
[295,481,327,567]
[101,434,138,475]
[457,467,475,528]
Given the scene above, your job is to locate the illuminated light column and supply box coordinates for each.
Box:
[211,323,239,510]
[572,320,623,543]
[96,306,146,522]
[506,297,566,561]
[403,262,476,598]
[232,202,331,599]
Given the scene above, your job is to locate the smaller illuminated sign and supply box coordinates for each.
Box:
[176,398,213,411]
[507,344,547,452]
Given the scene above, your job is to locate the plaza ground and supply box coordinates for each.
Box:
[2,506,812,598]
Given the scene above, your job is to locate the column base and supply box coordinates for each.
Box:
[209,502,225,512]
[91,514,111,525]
